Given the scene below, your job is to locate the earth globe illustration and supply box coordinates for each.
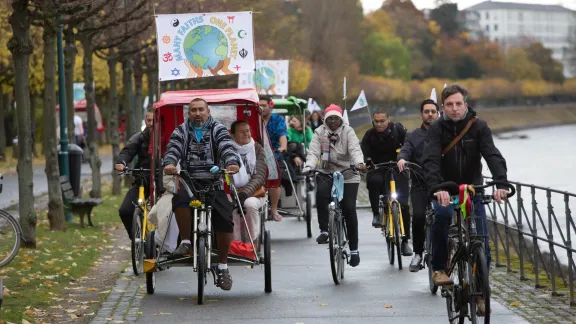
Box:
[183,26,228,69]
[73,88,85,102]
[254,66,276,91]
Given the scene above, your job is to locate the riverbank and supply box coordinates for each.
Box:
[355,104,576,136]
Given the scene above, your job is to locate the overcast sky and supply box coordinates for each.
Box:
[360,0,576,13]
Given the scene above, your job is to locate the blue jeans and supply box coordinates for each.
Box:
[431,196,491,271]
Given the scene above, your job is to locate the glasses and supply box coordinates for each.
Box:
[422,109,438,114]
[326,116,339,122]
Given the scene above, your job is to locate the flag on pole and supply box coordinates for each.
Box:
[155,12,255,81]
[430,88,437,104]
[351,90,368,112]
[307,98,322,114]
[343,77,347,100]
[343,109,350,125]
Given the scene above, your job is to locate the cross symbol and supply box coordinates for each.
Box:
[234,65,241,71]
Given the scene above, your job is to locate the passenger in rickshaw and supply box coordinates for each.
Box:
[260,95,286,221]
[163,98,241,291]
[229,120,267,244]
[288,115,313,151]
[310,111,324,132]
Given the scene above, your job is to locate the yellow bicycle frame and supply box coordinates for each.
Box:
[384,177,406,239]
[138,184,155,241]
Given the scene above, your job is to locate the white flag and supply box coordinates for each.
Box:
[351,90,368,112]
[307,98,320,114]
[343,109,350,125]
[430,88,437,104]
[343,77,347,100]
[444,83,447,89]
[155,12,255,81]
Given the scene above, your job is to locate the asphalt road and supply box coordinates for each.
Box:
[0,154,114,209]
[136,210,528,324]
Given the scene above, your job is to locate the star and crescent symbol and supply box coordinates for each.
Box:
[238,30,247,39]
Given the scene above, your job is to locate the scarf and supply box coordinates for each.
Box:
[233,138,257,175]
[321,126,341,169]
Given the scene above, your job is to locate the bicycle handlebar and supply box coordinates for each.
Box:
[304,165,359,177]
[429,180,516,201]
[117,167,151,176]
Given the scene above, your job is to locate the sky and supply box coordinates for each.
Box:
[360,0,576,13]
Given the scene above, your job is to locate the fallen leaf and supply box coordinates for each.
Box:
[207,299,219,302]
[151,313,172,316]
[23,309,35,316]
[318,303,328,306]
[22,320,32,324]
[510,301,520,307]
[385,304,393,309]
[120,277,130,281]
[137,312,143,315]
[72,262,77,267]
[20,279,30,284]
[87,288,98,291]
[65,309,77,313]
[87,312,95,316]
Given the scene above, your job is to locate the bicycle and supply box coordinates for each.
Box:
[118,167,154,277]
[0,173,23,309]
[430,180,515,324]
[307,166,358,285]
[367,160,409,270]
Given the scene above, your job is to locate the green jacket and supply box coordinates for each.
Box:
[287,127,313,149]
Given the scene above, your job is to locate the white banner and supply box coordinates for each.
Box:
[307,98,322,114]
[343,109,350,125]
[155,12,255,81]
[351,90,368,112]
[238,60,289,95]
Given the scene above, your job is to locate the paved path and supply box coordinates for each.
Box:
[93,209,528,324]
[0,155,113,209]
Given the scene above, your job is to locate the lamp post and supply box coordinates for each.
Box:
[57,11,72,222]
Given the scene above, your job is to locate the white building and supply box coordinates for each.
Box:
[464,1,576,77]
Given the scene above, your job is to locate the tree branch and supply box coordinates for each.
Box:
[94,19,153,51]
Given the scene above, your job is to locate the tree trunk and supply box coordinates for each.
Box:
[42,25,66,231]
[146,69,156,109]
[64,28,76,144]
[31,94,38,157]
[81,36,102,198]
[0,84,6,161]
[8,0,37,248]
[108,58,121,195]
[122,56,134,139]
[134,54,143,133]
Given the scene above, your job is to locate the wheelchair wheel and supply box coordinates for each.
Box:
[264,230,272,293]
[131,209,144,276]
[197,237,206,305]
[146,230,156,294]
[306,191,313,238]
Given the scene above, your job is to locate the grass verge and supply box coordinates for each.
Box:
[0,183,125,323]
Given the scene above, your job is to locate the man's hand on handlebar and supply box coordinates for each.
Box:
[397,159,406,172]
[355,163,367,172]
[493,189,509,204]
[115,163,125,172]
[226,164,240,174]
[164,163,177,175]
[365,158,375,171]
[434,190,451,207]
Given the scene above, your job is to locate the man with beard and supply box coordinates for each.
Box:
[163,98,241,291]
[397,98,439,271]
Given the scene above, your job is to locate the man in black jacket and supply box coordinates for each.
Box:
[397,98,439,271]
[423,85,509,315]
[361,108,412,256]
[114,109,154,239]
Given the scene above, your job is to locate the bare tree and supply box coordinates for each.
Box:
[8,0,37,247]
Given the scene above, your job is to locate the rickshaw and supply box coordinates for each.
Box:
[271,96,313,238]
[143,88,277,304]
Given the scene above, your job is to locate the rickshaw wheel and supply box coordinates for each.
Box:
[306,191,313,238]
[264,230,272,293]
[146,230,156,294]
[131,209,144,276]
[197,237,206,305]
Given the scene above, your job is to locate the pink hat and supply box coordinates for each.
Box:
[324,104,343,120]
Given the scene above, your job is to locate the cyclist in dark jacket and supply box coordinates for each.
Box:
[422,85,509,316]
[115,109,154,239]
[397,98,439,272]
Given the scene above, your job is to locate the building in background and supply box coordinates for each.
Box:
[463,1,576,77]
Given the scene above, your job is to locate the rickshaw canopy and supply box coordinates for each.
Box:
[271,96,307,116]
[153,88,260,108]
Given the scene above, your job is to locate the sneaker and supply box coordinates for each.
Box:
[216,268,233,291]
[350,251,360,267]
[272,213,283,222]
[172,242,192,257]
[401,239,413,256]
[372,214,383,228]
[432,270,454,286]
[409,254,422,272]
[316,232,329,244]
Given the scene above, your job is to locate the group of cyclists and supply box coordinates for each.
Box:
[114,85,510,313]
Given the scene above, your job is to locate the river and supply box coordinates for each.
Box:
[483,124,576,267]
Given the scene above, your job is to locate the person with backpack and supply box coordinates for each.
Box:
[361,108,412,256]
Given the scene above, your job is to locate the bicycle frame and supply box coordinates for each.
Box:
[385,174,406,240]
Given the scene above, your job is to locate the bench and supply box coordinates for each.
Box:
[60,176,103,228]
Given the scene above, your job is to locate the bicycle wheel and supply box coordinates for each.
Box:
[425,221,438,294]
[328,209,340,285]
[306,191,313,238]
[264,230,272,293]
[444,239,462,324]
[0,210,22,268]
[392,202,403,270]
[469,245,490,324]
[197,236,206,305]
[146,230,156,294]
[339,218,347,280]
[383,203,394,265]
[131,209,144,276]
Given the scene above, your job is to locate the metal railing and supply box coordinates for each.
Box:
[483,176,576,307]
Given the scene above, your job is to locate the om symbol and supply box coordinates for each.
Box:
[162,52,173,62]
